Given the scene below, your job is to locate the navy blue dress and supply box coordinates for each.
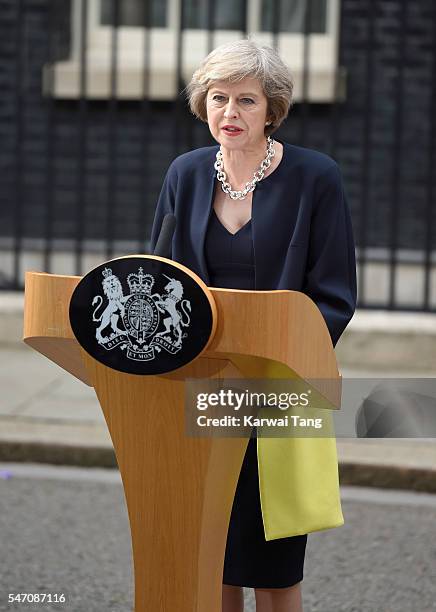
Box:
[204,208,307,589]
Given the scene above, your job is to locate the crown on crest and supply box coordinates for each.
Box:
[102,267,113,279]
[127,267,154,294]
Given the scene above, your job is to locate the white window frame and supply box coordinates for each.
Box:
[44,0,346,102]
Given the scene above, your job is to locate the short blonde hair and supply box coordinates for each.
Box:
[186,39,294,135]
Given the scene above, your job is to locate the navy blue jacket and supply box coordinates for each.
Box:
[150,140,357,347]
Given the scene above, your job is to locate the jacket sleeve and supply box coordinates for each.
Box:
[149,161,177,254]
[302,163,357,348]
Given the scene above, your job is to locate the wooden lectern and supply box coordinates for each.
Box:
[23,256,341,612]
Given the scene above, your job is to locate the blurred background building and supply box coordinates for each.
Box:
[0,0,435,313]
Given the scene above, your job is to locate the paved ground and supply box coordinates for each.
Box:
[1,464,436,612]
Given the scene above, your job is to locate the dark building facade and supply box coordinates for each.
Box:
[0,0,435,308]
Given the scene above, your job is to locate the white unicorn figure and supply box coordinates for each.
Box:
[153,275,191,347]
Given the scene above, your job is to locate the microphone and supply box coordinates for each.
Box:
[153,214,176,259]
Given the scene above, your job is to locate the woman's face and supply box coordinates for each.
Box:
[206,77,269,151]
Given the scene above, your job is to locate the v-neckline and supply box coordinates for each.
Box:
[212,208,252,236]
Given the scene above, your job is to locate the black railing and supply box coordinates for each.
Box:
[0,0,435,312]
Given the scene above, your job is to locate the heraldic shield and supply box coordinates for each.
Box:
[69,255,216,375]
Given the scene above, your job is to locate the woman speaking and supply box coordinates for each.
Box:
[151,39,357,612]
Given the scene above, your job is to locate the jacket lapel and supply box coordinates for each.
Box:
[190,149,218,285]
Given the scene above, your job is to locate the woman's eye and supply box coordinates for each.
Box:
[210,95,254,104]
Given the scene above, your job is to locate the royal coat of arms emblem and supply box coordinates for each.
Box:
[91,266,191,362]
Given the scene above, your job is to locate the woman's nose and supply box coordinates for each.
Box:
[223,100,238,118]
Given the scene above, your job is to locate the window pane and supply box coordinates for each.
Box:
[261,0,327,34]
[183,0,246,31]
[101,0,167,27]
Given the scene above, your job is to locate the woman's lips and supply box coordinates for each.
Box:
[221,127,244,136]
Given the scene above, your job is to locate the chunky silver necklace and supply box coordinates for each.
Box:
[214,136,276,200]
